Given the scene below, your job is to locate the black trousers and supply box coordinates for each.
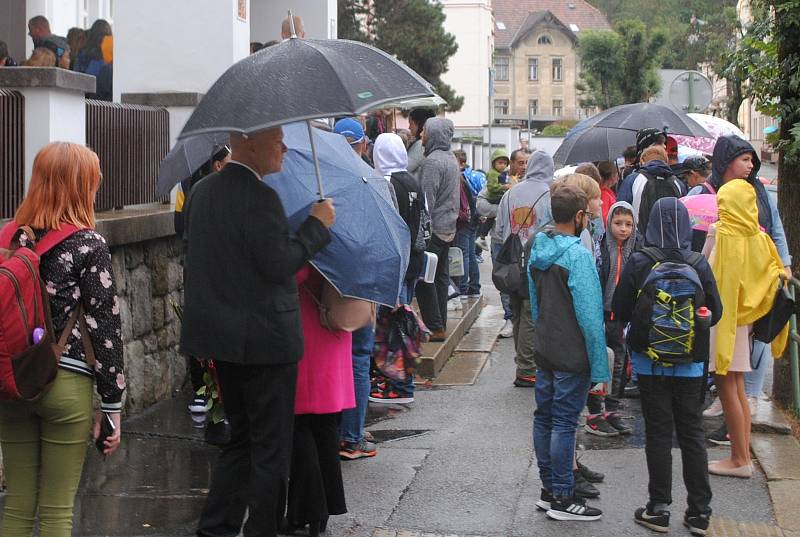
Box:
[286,413,347,526]
[197,361,297,537]
[415,234,451,332]
[605,317,628,398]
[638,375,712,517]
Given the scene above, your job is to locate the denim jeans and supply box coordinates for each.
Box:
[454,226,481,296]
[745,340,770,398]
[533,369,591,499]
[340,324,374,443]
[490,242,513,321]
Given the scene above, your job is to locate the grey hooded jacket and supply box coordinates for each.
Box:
[419,118,460,240]
[492,150,554,245]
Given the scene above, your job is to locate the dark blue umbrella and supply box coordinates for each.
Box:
[263,123,410,307]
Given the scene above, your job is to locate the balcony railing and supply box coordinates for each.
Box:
[86,100,170,211]
[0,90,25,219]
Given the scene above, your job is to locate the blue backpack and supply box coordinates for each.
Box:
[629,247,707,365]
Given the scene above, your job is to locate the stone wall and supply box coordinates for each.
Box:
[110,234,187,413]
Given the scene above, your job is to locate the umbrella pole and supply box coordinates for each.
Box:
[306,120,325,200]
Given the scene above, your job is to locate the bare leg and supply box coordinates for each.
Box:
[715,372,750,468]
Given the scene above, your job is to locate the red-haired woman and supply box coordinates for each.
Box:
[0,142,124,537]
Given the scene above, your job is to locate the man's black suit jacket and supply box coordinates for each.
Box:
[179,162,331,365]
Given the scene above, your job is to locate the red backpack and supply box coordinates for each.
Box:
[0,222,86,401]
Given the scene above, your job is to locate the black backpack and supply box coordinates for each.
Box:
[637,171,684,235]
[628,247,708,365]
[390,172,429,280]
[491,191,549,296]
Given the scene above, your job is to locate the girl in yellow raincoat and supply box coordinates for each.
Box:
[703,179,789,478]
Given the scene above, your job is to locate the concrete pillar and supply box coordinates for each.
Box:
[250,0,336,43]
[0,2,28,62]
[0,67,95,191]
[113,0,250,102]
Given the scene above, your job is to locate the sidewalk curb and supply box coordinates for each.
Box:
[417,297,485,378]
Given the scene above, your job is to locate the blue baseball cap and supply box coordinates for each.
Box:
[333,118,366,145]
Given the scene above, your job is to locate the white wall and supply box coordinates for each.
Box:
[23,0,115,57]
[250,0,336,43]
[441,0,493,129]
[114,0,250,100]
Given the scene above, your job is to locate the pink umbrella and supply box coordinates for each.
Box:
[680,194,718,232]
[673,113,747,155]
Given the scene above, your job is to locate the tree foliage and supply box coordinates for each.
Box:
[576,21,666,109]
[336,0,463,112]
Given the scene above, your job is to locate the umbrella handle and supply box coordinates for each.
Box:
[306,120,325,200]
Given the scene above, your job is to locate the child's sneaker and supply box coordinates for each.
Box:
[536,488,554,511]
[513,375,536,387]
[369,388,414,405]
[605,412,632,435]
[584,414,620,437]
[702,397,724,418]
[573,470,600,498]
[188,395,211,413]
[576,460,604,483]
[634,503,670,533]
[339,439,378,460]
[546,497,602,521]
[684,513,710,536]
[706,423,730,446]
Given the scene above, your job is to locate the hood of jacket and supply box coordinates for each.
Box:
[373,133,408,176]
[605,200,636,233]
[423,117,454,156]
[530,230,582,271]
[640,159,675,178]
[709,135,761,190]
[490,148,509,165]
[522,150,554,185]
[644,197,692,249]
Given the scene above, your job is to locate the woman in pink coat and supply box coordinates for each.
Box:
[282,264,355,536]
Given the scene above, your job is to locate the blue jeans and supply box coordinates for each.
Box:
[490,242,513,320]
[340,324,374,443]
[745,340,770,398]
[455,226,481,296]
[533,369,592,498]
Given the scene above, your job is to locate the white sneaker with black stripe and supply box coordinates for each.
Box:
[546,497,602,521]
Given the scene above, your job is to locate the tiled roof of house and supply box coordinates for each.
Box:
[493,0,612,49]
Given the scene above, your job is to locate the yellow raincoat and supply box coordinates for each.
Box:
[710,179,789,375]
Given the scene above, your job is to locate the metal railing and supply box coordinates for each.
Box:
[0,90,25,219]
[788,276,800,416]
[86,100,170,211]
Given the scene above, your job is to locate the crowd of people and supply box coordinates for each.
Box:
[0,14,792,537]
[0,16,114,100]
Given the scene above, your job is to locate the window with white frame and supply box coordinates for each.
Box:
[527,57,538,81]
[553,100,563,117]
[528,99,539,116]
[552,58,563,82]
[494,99,510,116]
[494,56,510,81]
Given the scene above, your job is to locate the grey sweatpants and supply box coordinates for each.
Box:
[510,294,537,377]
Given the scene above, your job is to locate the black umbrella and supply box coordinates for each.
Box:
[179,18,434,197]
[553,124,635,166]
[591,103,711,137]
[156,132,230,197]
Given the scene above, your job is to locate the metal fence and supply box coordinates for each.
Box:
[0,90,25,219]
[86,100,170,211]
[787,277,800,416]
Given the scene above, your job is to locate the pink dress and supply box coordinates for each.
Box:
[294,265,355,415]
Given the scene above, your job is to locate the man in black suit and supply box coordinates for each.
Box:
[180,126,335,537]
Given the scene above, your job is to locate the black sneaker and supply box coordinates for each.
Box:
[574,470,600,498]
[707,423,730,446]
[576,460,604,483]
[624,382,641,398]
[634,504,670,533]
[546,496,602,521]
[684,513,711,536]
[605,412,633,435]
[536,488,554,511]
[584,414,619,437]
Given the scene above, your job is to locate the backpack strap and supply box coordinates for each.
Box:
[0,222,83,254]
[639,246,666,265]
[57,304,97,366]
[509,190,550,238]
[702,181,717,195]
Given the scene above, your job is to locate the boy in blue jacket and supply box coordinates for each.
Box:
[612,197,722,536]
[529,183,609,522]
